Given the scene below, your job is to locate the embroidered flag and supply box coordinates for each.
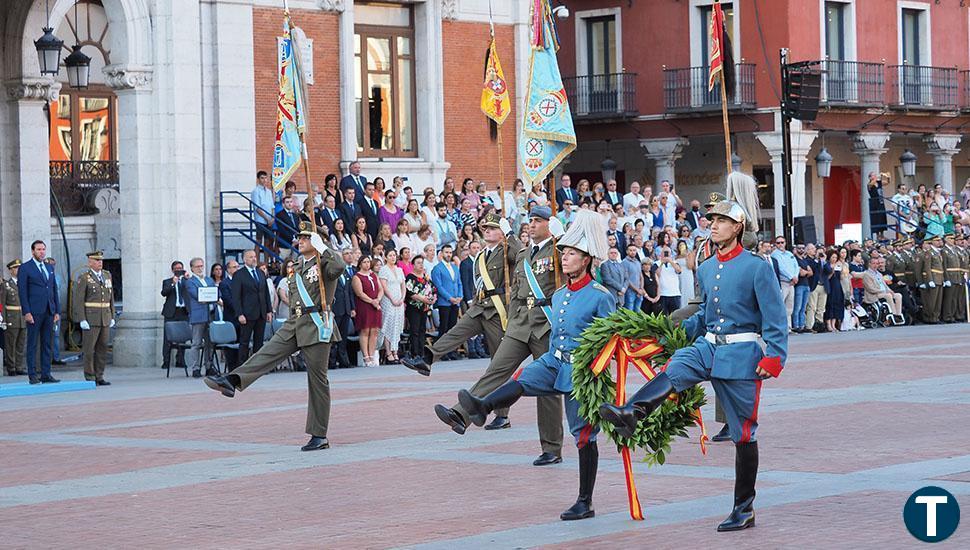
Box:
[518,0,576,187]
[272,14,307,193]
[708,0,735,93]
[481,36,511,127]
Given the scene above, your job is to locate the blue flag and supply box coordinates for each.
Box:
[518,0,576,186]
[272,15,307,193]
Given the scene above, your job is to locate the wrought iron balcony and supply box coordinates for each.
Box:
[562,72,638,120]
[50,160,120,215]
[818,60,885,107]
[961,70,970,112]
[887,65,958,110]
[663,63,756,114]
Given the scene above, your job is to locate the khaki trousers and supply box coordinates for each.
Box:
[231,331,332,437]
[805,286,827,327]
[430,311,505,362]
[3,327,25,374]
[82,325,110,380]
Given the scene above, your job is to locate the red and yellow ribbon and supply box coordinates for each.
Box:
[591,335,708,521]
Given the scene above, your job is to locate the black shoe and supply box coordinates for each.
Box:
[204,375,236,398]
[717,441,758,532]
[52,359,67,365]
[29,377,40,385]
[484,416,511,430]
[192,369,202,378]
[434,404,466,435]
[301,436,330,451]
[533,452,563,466]
[14,369,27,376]
[95,379,111,386]
[598,372,674,439]
[560,442,598,520]
[711,424,732,442]
[401,355,431,377]
[458,381,524,427]
[205,367,219,377]
[40,376,60,383]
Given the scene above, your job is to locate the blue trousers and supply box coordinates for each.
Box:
[665,344,762,444]
[623,289,642,311]
[25,311,54,378]
[792,285,810,329]
[516,357,597,449]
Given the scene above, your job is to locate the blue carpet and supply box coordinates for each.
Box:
[0,380,97,398]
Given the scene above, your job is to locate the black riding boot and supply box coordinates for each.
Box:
[458,380,524,427]
[717,441,758,532]
[560,441,598,520]
[598,372,675,439]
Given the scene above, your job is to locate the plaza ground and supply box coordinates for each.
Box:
[1,324,969,549]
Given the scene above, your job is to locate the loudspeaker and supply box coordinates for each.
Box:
[784,69,821,121]
[793,215,817,245]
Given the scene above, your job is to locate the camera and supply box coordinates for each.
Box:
[174,269,185,277]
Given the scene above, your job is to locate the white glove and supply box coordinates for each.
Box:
[499,218,512,235]
[80,320,90,330]
[928,281,936,288]
[944,280,952,287]
[110,319,116,328]
[309,232,327,255]
[549,217,565,238]
[919,283,927,289]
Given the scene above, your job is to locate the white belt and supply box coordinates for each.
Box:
[705,332,760,345]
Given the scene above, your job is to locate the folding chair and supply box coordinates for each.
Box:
[209,321,239,374]
[163,321,193,378]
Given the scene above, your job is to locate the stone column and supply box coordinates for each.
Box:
[1,78,59,262]
[851,132,890,240]
[923,134,961,194]
[639,138,689,191]
[333,0,356,165]
[105,65,160,366]
[756,121,817,235]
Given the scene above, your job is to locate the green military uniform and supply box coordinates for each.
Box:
[427,215,523,364]
[71,252,115,382]
[2,260,27,376]
[941,238,963,323]
[915,238,945,323]
[228,235,345,438]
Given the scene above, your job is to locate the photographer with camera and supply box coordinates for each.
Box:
[656,245,683,315]
[160,260,190,370]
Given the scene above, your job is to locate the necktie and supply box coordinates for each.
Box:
[532,245,540,257]
[250,267,258,281]
[38,261,48,280]
[484,249,492,263]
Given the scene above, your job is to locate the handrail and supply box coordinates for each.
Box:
[219,191,301,264]
[875,194,948,232]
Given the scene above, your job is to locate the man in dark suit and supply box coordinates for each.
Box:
[359,181,381,239]
[161,260,190,370]
[686,199,703,230]
[459,241,485,358]
[219,259,240,370]
[339,187,361,231]
[275,195,301,259]
[331,248,357,368]
[231,250,274,365]
[554,174,578,209]
[319,194,342,234]
[339,160,367,204]
[604,179,622,208]
[18,240,60,384]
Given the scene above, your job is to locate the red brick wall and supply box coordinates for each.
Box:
[442,21,518,186]
[253,7,342,185]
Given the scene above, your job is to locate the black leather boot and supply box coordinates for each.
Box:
[560,441,598,520]
[458,381,524,427]
[717,441,758,532]
[598,372,674,439]
[401,346,434,376]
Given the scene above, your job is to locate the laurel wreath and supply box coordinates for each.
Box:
[570,309,707,465]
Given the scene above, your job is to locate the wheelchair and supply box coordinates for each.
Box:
[860,299,906,328]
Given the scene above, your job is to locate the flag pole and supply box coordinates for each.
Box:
[719,74,733,176]
[497,125,512,312]
[548,172,561,288]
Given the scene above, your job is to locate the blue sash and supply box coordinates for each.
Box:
[523,259,552,322]
[294,270,333,343]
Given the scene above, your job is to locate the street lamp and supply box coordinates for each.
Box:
[34,0,63,75]
[600,156,617,184]
[815,147,833,178]
[731,151,742,172]
[64,2,91,89]
[900,149,917,177]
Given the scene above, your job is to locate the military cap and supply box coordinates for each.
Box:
[529,205,552,220]
[480,212,503,229]
[705,192,726,208]
[930,234,943,243]
[6,259,21,270]
[86,250,104,260]
[705,200,747,224]
[296,220,316,237]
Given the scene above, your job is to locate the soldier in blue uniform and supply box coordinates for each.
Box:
[458,210,615,521]
[600,201,788,532]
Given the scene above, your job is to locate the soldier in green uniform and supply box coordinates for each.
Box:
[428,206,565,466]
[402,213,522,380]
[957,235,969,322]
[915,235,945,324]
[71,251,116,385]
[1,259,27,376]
[204,222,346,451]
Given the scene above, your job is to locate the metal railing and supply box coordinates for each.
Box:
[663,63,756,113]
[887,65,958,110]
[961,70,970,111]
[819,60,884,106]
[219,191,299,265]
[562,72,638,119]
[49,160,119,215]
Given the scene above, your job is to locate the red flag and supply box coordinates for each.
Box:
[708,1,725,91]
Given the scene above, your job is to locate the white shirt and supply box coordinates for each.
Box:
[658,261,681,297]
[623,192,644,213]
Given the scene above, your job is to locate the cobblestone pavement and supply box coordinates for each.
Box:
[2,325,969,549]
